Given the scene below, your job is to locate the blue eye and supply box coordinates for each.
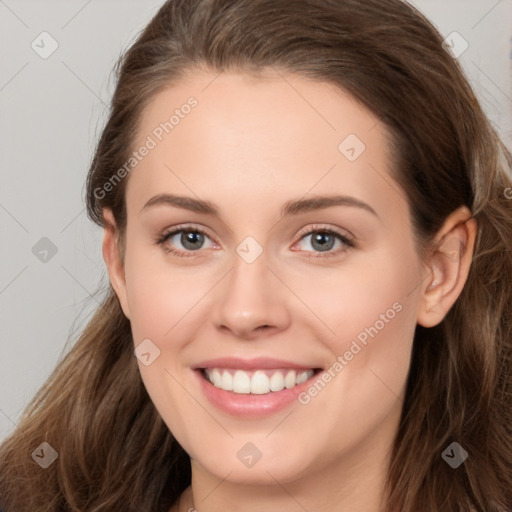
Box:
[155,225,215,257]
[294,227,356,258]
[155,224,356,258]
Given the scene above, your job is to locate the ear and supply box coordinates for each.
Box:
[102,208,130,319]
[416,206,477,328]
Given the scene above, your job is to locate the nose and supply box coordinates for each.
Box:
[212,252,291,340]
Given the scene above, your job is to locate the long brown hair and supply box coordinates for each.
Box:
[1,0,511,510]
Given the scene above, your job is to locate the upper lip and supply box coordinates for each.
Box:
[192,357,322,371]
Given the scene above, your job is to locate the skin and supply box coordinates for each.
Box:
[102,68,477,512]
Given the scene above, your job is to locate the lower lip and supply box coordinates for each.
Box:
[194,369,320,418]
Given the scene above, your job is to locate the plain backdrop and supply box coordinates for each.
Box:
[1,0,511,443]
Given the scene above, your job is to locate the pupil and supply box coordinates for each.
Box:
[182,231,203,250]
[312,232,334,252]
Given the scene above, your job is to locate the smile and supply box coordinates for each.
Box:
[202,368,318,395]
[192,357,324,417]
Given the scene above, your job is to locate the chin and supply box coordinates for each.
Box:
[190,440,318,486]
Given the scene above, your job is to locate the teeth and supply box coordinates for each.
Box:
[251,370,270,394]
[296,371,309,384]
[284,370,296,389]
[211,368,222,387]
[269,371,285,392]
[232,370,251,394]
[221,370,233,391]
[204,368,315,395]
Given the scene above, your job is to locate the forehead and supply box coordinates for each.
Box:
[135,67,383,155]
[125,68,405,224]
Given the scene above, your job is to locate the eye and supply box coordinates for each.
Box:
[155,224,217,257]
[155,223,356,259]
[293,225,356,258]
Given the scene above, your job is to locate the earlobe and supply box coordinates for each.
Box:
[417,208,477,328]
[102,209,131,319]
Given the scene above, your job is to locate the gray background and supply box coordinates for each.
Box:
[1,0,511,442]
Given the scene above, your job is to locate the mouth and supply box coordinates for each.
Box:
[192,357,325,417]
[198,367,323,395]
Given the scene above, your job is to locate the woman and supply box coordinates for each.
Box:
[1,0,511,510]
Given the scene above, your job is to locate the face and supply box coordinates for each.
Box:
[106,68,429,486]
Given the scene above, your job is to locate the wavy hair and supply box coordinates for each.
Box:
[1,0,511,510]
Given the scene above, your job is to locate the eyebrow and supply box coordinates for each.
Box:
[140,193,379,218]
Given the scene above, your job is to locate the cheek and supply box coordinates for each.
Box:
[122,244,213,343]
[286,265,418,471]
[295,243,420,409]
[122,247,210,444]
[295,243,419,352]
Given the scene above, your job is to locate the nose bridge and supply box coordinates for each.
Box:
[212,241,290,337]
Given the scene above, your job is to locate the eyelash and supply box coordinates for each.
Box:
[154,223,356,259]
